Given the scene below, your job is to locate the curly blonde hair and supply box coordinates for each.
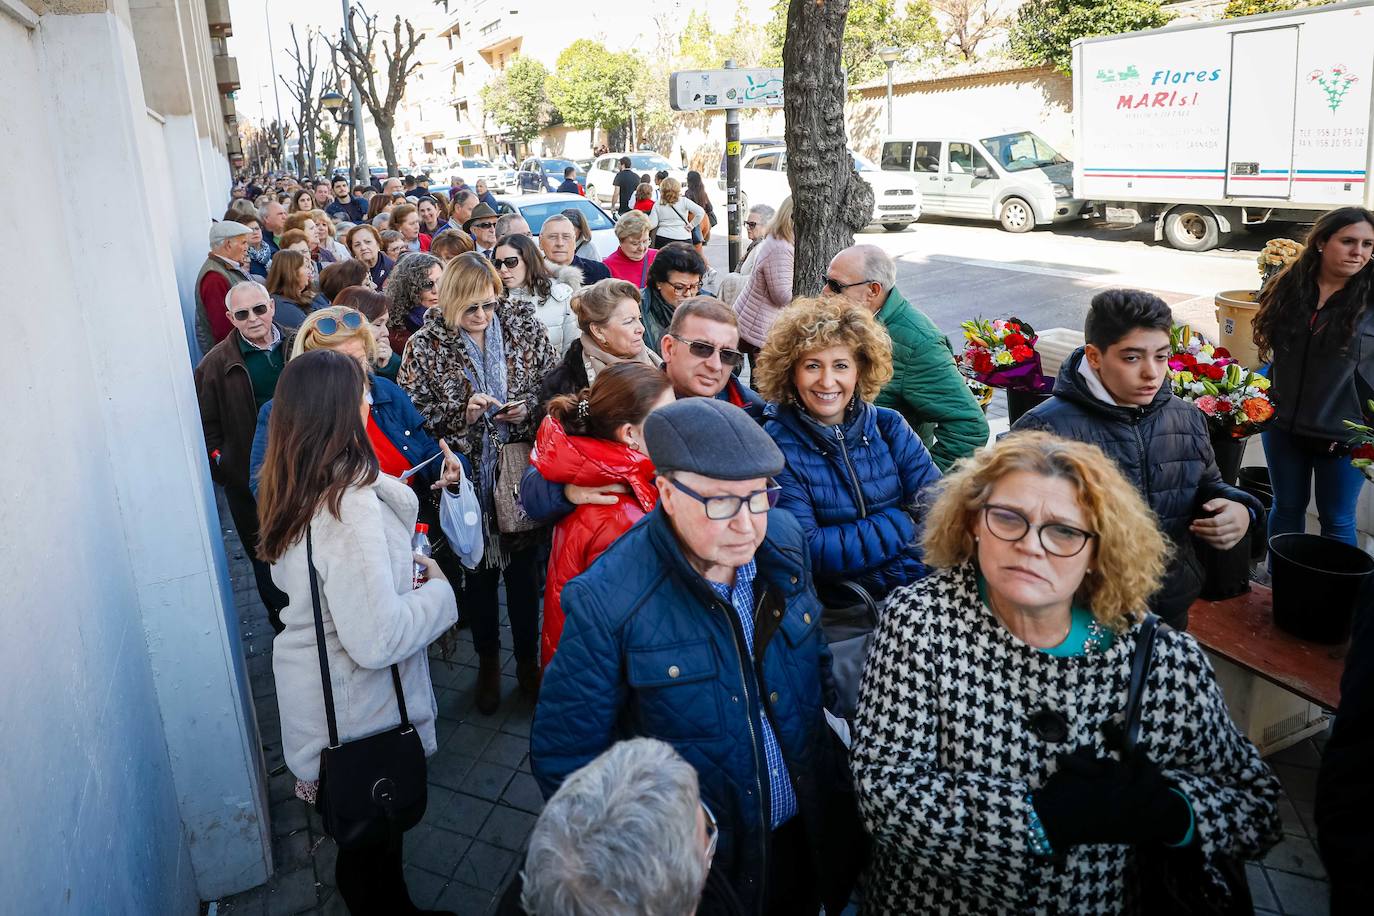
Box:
[753,297,894,404]
[922,430,1167,632]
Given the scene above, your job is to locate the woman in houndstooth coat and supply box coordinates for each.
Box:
[851,431,1281,915]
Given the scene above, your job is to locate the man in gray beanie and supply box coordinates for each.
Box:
[532,397,845,916]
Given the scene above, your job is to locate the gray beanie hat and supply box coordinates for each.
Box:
[645,397,783,481]
[209,220,252,247]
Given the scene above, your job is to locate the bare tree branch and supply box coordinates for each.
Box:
[333,3,425,174]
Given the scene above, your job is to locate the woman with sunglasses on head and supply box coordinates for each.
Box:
[850,430,1281,915]
[533,363,674,667]
[539,278,662,416]
[335,285,402,381]
[642,242,708,357]
[399,252,559,714]
[493,233,582,354]
[756,297,940,600]
[382,252,443,355]
[734,197,795,363]
[255,348,458,915]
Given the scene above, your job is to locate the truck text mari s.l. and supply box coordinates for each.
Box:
[1073,1,1374,251]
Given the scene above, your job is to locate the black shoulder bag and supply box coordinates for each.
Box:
[307,526,428,849]
[1119,615,1254,916]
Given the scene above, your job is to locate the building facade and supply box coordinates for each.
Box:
[0,0,269,909]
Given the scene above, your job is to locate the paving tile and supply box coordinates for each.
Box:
[433,716,459,751]
[482,805,537,852]
[500,772,545,815]
[452,840,518,892]
[1274,763,1318,804]
[428,751,478,791]
[451,721,499,757]
[272,830,313,873]
[435,791,495,837]
[313,835,337,888]
[1246,863,1277,911]
[434,880,497,915]
[403,865,449,909]
[481,732,530,769]
[461,761,517,801]
[435,686,474,722]
[1276,797,1307,838]
[268,771,297,805]
[406,823,470,877]
[264,866,319,916]
[218,884,267,915]
[317,886,349,916]
[1266,868,1330,916]
[1267,740,1322,769]
[271,799,310,838]
[1262,834,1327,879]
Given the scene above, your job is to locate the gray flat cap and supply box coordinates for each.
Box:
[209,220,252,247]
[645,397,783,481]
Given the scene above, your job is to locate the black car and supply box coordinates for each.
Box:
[517,156,586,194]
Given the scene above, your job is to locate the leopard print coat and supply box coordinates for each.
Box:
[396,299,558,458]
[851,562,1281,914]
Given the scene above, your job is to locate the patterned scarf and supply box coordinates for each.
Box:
[460,315,510,565]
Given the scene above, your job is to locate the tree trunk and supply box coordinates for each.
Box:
[377,117,398,176]
[782,0,874,298]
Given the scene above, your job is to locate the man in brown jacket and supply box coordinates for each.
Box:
[194,281,292,629]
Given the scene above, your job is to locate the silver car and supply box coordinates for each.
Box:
[491,193,619,258]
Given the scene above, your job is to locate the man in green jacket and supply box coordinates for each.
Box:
[822,245,988,469]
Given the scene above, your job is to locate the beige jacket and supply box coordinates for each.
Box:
[271,473,458,781]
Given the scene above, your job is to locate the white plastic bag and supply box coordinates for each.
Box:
[440,471,484,569]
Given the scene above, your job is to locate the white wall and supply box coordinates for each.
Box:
[0,3,268,907]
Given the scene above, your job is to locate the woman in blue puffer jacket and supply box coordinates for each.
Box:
[756,297,942,599]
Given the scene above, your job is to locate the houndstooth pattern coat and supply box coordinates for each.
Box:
[851,562,1281,915]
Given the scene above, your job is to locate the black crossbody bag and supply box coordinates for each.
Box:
[1117,615,1254,916]
[307,526,428,849]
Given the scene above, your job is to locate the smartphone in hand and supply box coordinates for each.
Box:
[492,400,522,416]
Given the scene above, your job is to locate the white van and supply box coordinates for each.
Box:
[736,145,921,232]
[878,131,1089,232]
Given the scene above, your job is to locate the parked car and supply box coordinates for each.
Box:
[585,152,686,206]
[492,192,618,258]
[879,131,1088,233]
[448,156,506,191]
[517,157,588,193]
[735,145,921,232]
[368,165,389,182]
[717,137,784,183]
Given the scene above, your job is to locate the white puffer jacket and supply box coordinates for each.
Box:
[508,264,582,355]
[271,473,458,782]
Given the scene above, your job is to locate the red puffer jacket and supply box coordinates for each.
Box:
[531,416,659,667]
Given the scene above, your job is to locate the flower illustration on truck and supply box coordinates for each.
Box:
[1310,64,1358,113]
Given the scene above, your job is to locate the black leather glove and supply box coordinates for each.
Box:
[1032,746,1192,850]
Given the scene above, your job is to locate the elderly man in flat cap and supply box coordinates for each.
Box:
[195,220,256,356]
[532,397,848,916]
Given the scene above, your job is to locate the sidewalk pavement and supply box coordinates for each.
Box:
[208,485,1331,916]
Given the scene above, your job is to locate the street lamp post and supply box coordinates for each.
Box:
[879,47,902,136]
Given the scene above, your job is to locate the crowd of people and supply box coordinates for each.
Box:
[193,170,1374,915]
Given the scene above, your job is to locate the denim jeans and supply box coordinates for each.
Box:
[1261,427,1366,546]
[463,543,541,660]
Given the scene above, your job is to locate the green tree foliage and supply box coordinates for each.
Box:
[547,39,640,133]
[1223,0,1327,17]
[1009,0,1173,75]
[479,56,550,144]
[765,0,944,84]
[678,9,767,69]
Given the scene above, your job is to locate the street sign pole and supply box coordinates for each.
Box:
[724,59,742,272]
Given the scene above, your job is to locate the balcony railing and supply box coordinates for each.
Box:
[214,54,240,93]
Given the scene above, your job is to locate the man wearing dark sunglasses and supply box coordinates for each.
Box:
[534,397,840,915]
[194,281,292,631]
[821,244,988,470]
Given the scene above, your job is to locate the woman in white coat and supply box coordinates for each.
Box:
[492,231,581,353]
[256,348,458,914]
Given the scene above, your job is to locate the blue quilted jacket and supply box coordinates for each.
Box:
[766,400,941,599]
[530,506,838,912]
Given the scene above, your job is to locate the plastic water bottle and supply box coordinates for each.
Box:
[412,523,432,589]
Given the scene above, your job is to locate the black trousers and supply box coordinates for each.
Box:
[463,543,540,660]
[335,825,416,914]
[222,482,289,630]
[765,815,819,916]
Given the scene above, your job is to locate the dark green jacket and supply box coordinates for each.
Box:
[873,287,988,470]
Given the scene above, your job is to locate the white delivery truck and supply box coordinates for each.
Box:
[1073,1,1374,251]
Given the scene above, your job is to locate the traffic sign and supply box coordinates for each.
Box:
[669,68,784,112]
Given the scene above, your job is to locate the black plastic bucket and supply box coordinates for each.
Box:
[1270,533,1374,644]
[1006,378,1054,425]
[1238,467,1273,562]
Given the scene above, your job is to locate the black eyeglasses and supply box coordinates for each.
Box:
[463,299,499,317]
[822,274,873,295]
[745,220,758,229]
[671,477,780,521]
[492,256,521,269]
[231,303,270,321]
[314,310,365,336]
[981,504,1097,558]
[665,280,701,296]
[471,221,496,231]
[670,334,744,367]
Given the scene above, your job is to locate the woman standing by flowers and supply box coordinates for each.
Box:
[1254,206,1374,545]
[398,252,558,714]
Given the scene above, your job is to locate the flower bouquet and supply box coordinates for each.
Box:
[957,317,1048,391]
[1257,238,1303,289]
[1342,401,1374,481]
[1168,324,1274,439]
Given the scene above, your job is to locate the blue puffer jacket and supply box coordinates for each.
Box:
[766,400,940,599]
[531,507,838,913]
[249,375,454,496]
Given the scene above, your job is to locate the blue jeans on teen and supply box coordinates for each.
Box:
[1262,427,1366,546]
